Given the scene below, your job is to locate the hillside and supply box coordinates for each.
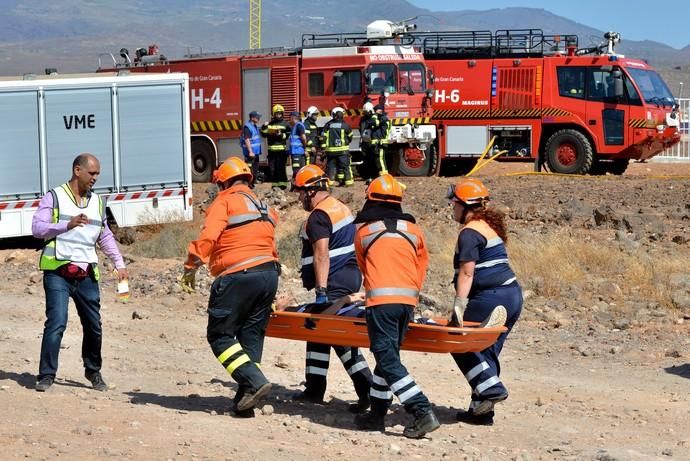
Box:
[0,0,688,91]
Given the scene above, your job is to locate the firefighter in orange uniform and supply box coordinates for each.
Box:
[291,164,372,412]
[181,157,280,417]
[352,174,440,439]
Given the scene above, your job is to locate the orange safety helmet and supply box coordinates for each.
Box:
[212,157,253,184]
[447,178,489,206]
[366,174,404,203]
[292,164,329,191]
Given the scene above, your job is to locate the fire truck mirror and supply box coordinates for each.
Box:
[613,72,624,98]
[428,70,435,84]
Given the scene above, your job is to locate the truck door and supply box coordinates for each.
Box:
[585,66,628,154]
[242,68,270,161]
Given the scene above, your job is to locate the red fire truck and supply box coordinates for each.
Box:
[418,29,681,174]
[98,20,437,182]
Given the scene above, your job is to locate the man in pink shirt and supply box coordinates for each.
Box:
[32,153,127,392]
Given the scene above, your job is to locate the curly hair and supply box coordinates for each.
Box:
[467,207,509,242]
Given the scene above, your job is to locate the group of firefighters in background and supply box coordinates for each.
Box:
[240,102,391,189]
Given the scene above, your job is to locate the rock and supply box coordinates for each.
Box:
[593,205,623,229]
[274,355,290,369]
[161,296,180,308]
[614,230,640,252]
[671,291,690,310]
[261,405,274,416]
[131,311,145,320]
[419,293,442,309]
[612,318,630,330]
[24,286,37,295]
[114,227,137,245]
[29,272,42,284]
[389,443,402,454]
[5,251,22,263]
[598,281,622,299]
[664,350,682,358]
[669,273,690,290]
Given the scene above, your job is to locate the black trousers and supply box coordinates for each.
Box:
[268,149,288,187]
[361,143,388,179]
[366,303,432,417]
[290,154,307,178]
[207,267,279,404]
[326,152,353,185]
[304,266,371,401]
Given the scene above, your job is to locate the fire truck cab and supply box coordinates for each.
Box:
[99,20,437,181]
[421,29,680,174]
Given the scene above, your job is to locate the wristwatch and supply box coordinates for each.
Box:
[315,286,327,297]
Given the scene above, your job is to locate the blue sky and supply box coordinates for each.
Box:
[408,1,690,49]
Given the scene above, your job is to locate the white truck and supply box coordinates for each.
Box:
[0,72,193,238]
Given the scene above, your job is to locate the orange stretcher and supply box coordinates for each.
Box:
[265,311,506,354]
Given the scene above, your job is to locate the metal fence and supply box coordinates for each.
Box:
[655,98,690,161]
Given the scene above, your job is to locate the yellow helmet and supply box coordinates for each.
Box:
[272,104,285,115]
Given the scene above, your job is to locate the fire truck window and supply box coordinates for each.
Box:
[367,64,397,94]
[398,63,426,93]
[587,68,621,103]
[309,73,324,96]
[623,74,642,106]
[334,70,362,95]
[557,67,585,99]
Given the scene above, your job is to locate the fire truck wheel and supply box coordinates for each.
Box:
[191,139,215,183]
[394,146,431,177]
[544,129,593,175]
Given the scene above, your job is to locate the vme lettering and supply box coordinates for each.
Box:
[63,114,95,129]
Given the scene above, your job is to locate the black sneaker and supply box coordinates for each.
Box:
[347,397,371,414]
[85,371,108,391]
[354,411,385,432]
[236,383,272,412]
[35,376,54,392]
[403,411,441,439]
[455,409,495,426]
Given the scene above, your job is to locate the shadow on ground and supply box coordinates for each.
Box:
[664,363,690,379]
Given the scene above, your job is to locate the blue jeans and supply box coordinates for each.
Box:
[39,271,102,379]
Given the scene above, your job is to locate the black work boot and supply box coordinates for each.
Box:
[403,410,441,439]
[236,382,272,412]
[293,390,325,404]
[348,397,371,414]
[456,409,495,426]
[354,410,385,432]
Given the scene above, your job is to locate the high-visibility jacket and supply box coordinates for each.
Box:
[185,184,279,277]
[303,118,320,148]
[322,120,353,154]
[369,113,391,144]
[240,121,262,158]
[355,218,428,307]
[39,183,104,271]
[261,118,290,152]
[299,196,356,290]
[454,219,517,293]
[289,122,306,155]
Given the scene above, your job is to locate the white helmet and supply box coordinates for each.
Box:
[331,106,345,117]
[306,106,319,117]
[363,102,374,114]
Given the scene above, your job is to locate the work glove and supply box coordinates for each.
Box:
[448,296,468,328]
[315,286,328,305]
[179,268,197,294]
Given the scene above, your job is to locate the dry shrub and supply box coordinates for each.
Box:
[510,228,689,309]
[130,223,198,259]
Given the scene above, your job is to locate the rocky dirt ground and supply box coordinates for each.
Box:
[1,161,689,461]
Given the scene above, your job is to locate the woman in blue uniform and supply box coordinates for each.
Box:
[446,178,522,426]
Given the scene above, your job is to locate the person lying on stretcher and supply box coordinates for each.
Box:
[276,292,503,327]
